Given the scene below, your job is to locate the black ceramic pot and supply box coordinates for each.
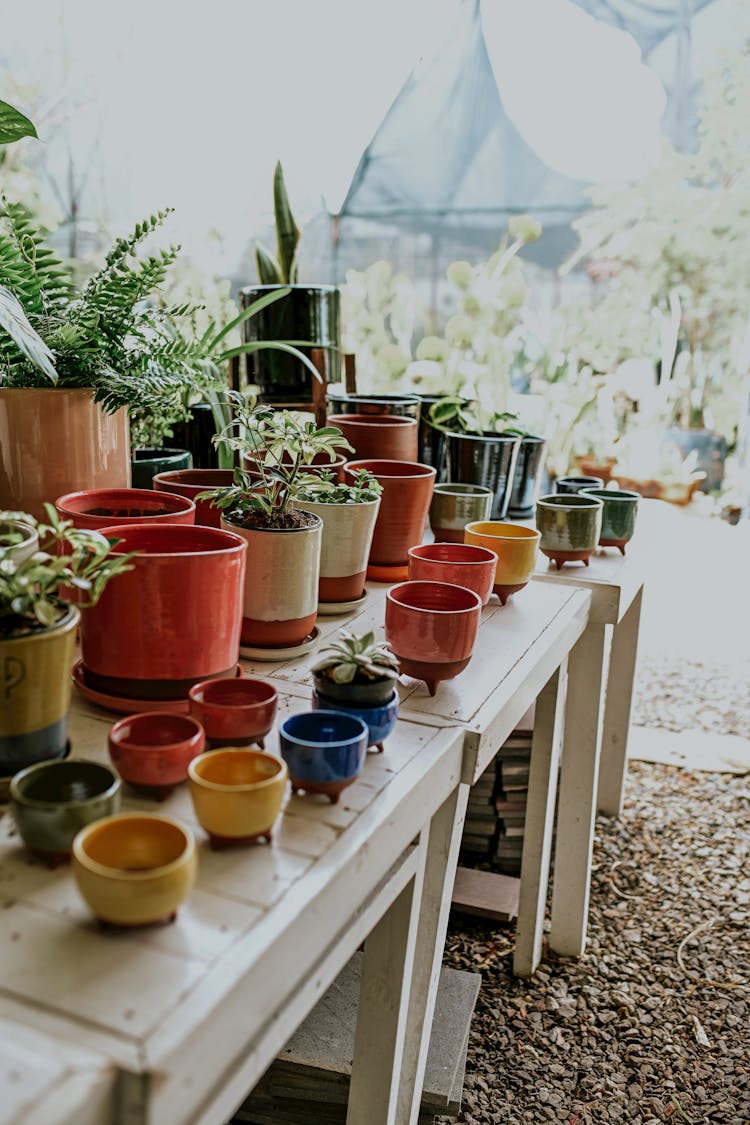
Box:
[326,390,421,419]
[417,396,473,482]
[445,432,521,520]
[131,449,193,490]
[312,671,395,709]
[239,285,341,403]
[165,403,219,469]
[508,436,547,518]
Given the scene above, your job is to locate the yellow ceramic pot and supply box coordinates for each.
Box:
[72,813,197,926]
[464,521,541,604]
[0,603,79,774]
[188,749,288,846]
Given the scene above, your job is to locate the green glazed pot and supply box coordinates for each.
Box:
[131,448,193,490]
[580,488,639,553]
[429,483,493,543]
[535,493,603,569]
[10,759,121,860]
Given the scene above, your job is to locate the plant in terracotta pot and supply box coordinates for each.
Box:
[310,630,400,752]
[295,469,382,605]
[0,505,133,774]
[200,393,353,648]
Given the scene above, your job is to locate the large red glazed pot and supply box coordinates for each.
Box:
[0,388,130,521]
[343,459,436,581]
[79,523,247,700]
[326,414,418,463]
[385,580,482,696]
[55,488,195,530]
[152,469,235,528]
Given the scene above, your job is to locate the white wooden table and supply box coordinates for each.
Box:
[0,688,465,1125]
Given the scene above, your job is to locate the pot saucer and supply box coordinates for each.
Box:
[366,563,410,583]
[317,592,368,616]
[72,660,242,715]
[240,627,321,662]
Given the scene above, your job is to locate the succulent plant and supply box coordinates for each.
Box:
[312,630,400,685]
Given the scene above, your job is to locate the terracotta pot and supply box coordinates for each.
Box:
[131,448,193,490]
[385,580,482,696]
[408,542,497,606]
[326,414,418,462]
[188,676,278,749]
[295,497,381,602]
[464,521,541,604]
[152,469,235,528]
[222,514,322,648]
[343,459,436,580]
[108,712,206,794]
[0,388,130,521]
[535,494,603,569]
[79,523,247,700]
[577,456,617,485]
[0,603,79,775]
[243,448,347,483]
[55,488,195,531]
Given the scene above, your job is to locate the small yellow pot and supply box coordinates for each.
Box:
[72,813,197,926]
[188,749,288,847]
[464,521,541,604]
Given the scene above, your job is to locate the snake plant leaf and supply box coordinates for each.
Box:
[255,241,282,286]
[220,339,323,383]
[0,285,58,382]
[273,161,300,285]
[0,100,37,144]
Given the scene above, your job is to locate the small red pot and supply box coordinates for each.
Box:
[327,414,418,463]
[108,712,206,794]
[55,488,195,530]
[242,448,347,483]
[188,677,278,748]
[152,469,235,528]
[79,523,247,700]
[385,580,482,695]
[408,543,497,606]
[344,459,436,580]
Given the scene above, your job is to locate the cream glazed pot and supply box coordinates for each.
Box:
[295,497,381,603]
[222,515,322,647]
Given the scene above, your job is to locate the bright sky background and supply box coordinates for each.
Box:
[1,0,715,273]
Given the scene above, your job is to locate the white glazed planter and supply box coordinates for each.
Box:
[295,498,380,602]
[222,515,322,647]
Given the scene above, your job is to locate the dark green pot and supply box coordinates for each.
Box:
[536,493,603,568]
[580,488,639,552]
[132,448,193,489]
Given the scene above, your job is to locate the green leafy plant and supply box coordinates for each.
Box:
[312,630,400,686]
[296,468,383,505]
[0,504,134,637]
[0,100,37,145]
[255,161,300,285]
[199,392,353,529]
[427,396,529,437]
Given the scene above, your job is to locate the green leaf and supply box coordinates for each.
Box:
[255,242,282,286]
[0,100,37,144]
[208,286,292,350]
[219,340,323,383]
[0,284,58,382]
[273,161,300,285]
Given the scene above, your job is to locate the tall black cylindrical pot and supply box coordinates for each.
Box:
[508,436,547,518]
[417,396,474,482]
[165,403,219,469]
[446,432,521,520]
[239,285,341,403]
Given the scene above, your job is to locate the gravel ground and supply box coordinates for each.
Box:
[441,662,750,1124]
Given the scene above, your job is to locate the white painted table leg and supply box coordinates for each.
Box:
[514,664,566,977]
[347,840,427,1125]
[597,584,643,817]
[549,622,607,958]
[396,784,471,1124]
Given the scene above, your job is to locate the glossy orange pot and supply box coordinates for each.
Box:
[408,542,497,606]
[0,388,130,520]
[385,580,482,695]
[343,459,436,580]
[152,469,235,527]
[326,414,418,463]
[56,488,195,530]
[79,523,247,700]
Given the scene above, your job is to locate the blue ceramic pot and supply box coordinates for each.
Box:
[279,711,368,803]
[311,689,399,753]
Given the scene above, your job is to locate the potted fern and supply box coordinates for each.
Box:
[239,161,341,402]
[311,630,401,751]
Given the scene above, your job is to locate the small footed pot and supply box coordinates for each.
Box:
[188,677,278,749]
[108,712,206,797]
[10,759,121,865]
[536,494,603,569]
[554,475,604,495]
[429,483,493,542]
[188,749,288,848]
[311,688,399,753]
[580,488,639,553]
[72,813,197,926]
[279,711,368,803]
[385,581,482,696]
[408,543,497,606]
[464,521,541,605]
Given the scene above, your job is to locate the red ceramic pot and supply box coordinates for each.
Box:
[242,448,347,483]
[385,580,482,695]
[408,543,497,606]
[108,712,206,794]
[188,676,278,749]
[79,523,247,701]
[344,459,436,581]
[56,488,195,530]
[326,414,418,463]
[152,469,235,528]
